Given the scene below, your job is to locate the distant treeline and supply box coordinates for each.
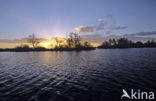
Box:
[0,46,95,52]
[98,38,156,49]
[0,34,156,52]
[0,33,95,52]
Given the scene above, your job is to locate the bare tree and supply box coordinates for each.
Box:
[54,37,64,48]
[66,33,74,48]
[66,32,81,48]
[84,41,91,48]
[27,34,40,48]
[74,33,81,48]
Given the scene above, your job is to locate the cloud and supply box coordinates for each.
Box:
[80,31,156,46]
[112,26,128,30]
[121,31,156,41]
[129,31,156,36]
[75,14,128,35]
[75,26,95,33]
[75,18,106,33]
[98,18,104,22]
[96,22,106,31]
[0,39,21,43]
[105,14,113,18]
[75,16,128,34]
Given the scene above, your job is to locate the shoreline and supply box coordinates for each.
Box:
[0,47,96,52]
[0,47,156,52]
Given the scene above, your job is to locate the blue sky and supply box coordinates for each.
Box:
[0,0,156,39]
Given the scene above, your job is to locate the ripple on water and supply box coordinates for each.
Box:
[0,49,156,101]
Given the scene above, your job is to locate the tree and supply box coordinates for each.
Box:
[101,41,110,47]
[74,33,81,48]
[27,34,40,48]
[112,38,117,46]
[117,38,130,47]
[135,41,143,47]
[54,37,64,49]
[67,33,74,48]
[84,41,91,48]
[54,37,60,48]
[108,39,114,46]
[66,32,81,48]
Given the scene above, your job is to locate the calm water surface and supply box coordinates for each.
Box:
[0,48,156,101]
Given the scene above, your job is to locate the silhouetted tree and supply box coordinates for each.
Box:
[101,41,110,48]
[135,41,143,47]
[112,39,117,46]
[108,39,114,46]
[16,45,29,49]
[74,33,81,48]
[66,32,81,48]
[144,40,156,47]
[98,38,156,49]
[84,41,91,48]
[14,45,30,51]
[54,37,61,48]
[67,33,74,48]
[27,34,40,48]
[117,38,129,47]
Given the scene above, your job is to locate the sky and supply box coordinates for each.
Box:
[0,0,156,39]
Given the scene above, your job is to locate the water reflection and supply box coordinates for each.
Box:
[0,48,156,101]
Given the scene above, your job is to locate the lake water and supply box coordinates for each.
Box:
[0,48,156,101]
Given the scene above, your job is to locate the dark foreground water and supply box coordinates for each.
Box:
[0,48,156,101]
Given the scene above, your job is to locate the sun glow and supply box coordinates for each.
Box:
[40,41,52,48]
[39,38,67,49]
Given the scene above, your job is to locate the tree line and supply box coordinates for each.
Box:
[98,38,156,48]
[0,32,95,52]
[0,34,156,52]
[27,32,94,50]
